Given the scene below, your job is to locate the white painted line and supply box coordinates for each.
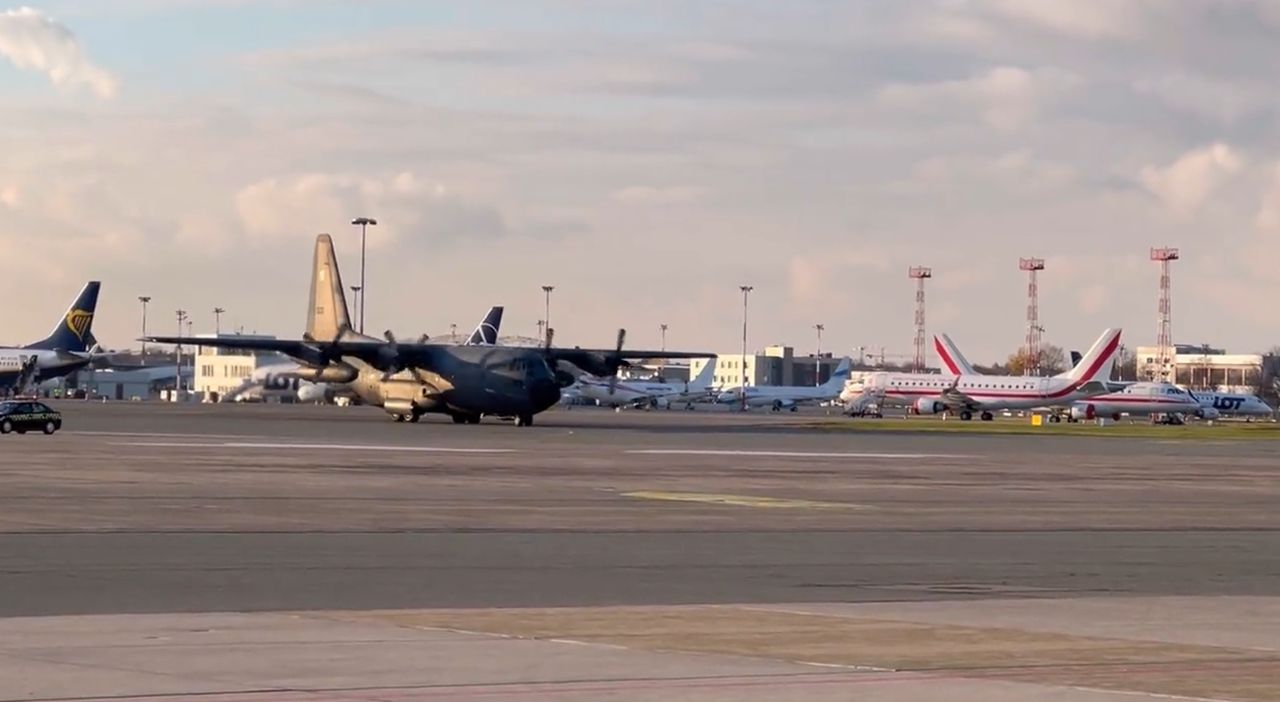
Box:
[111,441,515,453]
[626,449,966,459]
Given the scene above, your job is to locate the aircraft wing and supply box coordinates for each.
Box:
[144,335,398,371]
[544,348,714,378]
[938,384,981,410]
[145,335,315,357]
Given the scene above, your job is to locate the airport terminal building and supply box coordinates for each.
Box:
[1136,344,1277,392]
[690,346,845,388]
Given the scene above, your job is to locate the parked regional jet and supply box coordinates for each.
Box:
[1,282,101,391]
[1188,390,1273,419]
[717,357,852,411]
[577,360,716,409]
[148,235,712,426]
[1067,382,1200,421]
[844,329,1122,421]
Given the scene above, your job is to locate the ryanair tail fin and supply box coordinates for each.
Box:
[1058,328,1122,382]
[465,306,504,345]
[306,234,352,342]
[26,281,100,352]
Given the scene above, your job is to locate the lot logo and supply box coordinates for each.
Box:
[1212,396,1244,411]
[64,309,93,341]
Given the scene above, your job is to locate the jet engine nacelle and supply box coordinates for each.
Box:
[294,362,358,384]
[915,398,945,415]
[1197,407,1220,420]
[1070,404,1096,421]
[296,383,330,404]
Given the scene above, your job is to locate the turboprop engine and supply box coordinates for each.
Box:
[915,398,945,415]
[293,362,358,384]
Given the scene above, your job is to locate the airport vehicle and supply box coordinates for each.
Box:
[717,357,852,411]
[0,400,62,435]
[224,306,506,403]
[844,329,1122,421]
[577,360,716,409]
[0,282,101,391]
[147,235,712,426]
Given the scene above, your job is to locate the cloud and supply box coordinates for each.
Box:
[0,7,118,98]
[234,171,507,246]
[877,66,1078,129]
[1139,143,1241,215]
[609,185,702,205]
[1255,165,1280,232]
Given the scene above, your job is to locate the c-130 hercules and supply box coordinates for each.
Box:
[148,235,713,426]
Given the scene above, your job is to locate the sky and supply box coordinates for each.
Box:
[3,1,1280,364]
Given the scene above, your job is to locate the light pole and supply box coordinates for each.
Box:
[175,309,187,395]
[350,217,377,333]
[213,307,225,336]
[814,323,824,386]
[450,322,458,340]
[659,323,668,378]
[138,296,151,365]
[541,285,554,344]
[350,285,361,327]
[536,319,545,343]
[739,285,753,411]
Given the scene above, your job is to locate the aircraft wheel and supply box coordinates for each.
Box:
[392,414,406,423]
[0,420,11,434]
[515,414,534,427]
[959,410,973,421]
[466,415,482,425]
[451,414,467,424]
[43,421,57,435]
[1049,415,1062,423]
[408,413,421,423]
[980,411,993,421]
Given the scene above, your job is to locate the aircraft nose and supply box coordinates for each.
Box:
[530,377,561,409]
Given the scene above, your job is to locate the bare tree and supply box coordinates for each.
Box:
[1006,344,1068,376]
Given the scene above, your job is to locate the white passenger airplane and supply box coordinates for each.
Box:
[577,360,716,409]
[1067,382,1200,421]
[935,332,1272,421]
[717,357,852,411]
[844,329,1122,421]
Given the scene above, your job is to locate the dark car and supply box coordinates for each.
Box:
[0,401,62,435]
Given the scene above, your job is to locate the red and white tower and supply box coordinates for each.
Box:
[1019,257,1045,376]
[1150,247,1179,382]
[908,266,932,372]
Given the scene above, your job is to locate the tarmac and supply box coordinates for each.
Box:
[0,401,1277,701]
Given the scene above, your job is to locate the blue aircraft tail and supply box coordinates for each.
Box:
[465,306,503,345]
[26,281,101,352]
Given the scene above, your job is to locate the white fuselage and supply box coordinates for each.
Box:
[0,348,89,381]
[578,377,712,407]
[717,383,840,408]
[1191,390,1274,417]
[864,372,1109,412]
[1069,382,1200,419]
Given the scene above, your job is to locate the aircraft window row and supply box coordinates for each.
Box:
[897,380,1034,389]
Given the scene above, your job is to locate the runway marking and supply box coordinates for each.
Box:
[622,491,865,510]
[627,449,965,459]
[111,441,516,453]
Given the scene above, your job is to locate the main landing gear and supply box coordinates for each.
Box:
[957,410,996,421]
[450,412,482,425]
[515,414,535,427]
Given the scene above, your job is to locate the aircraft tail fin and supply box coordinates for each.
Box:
[26,281,101,352]
[465,306,504,345]
[306,234,352,342]
[822,357,853,390]
[689,359,716,390]
[934,333,977,376]
[1058,328,1122,382]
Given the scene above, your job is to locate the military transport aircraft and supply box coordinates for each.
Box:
[147,235,712,426]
